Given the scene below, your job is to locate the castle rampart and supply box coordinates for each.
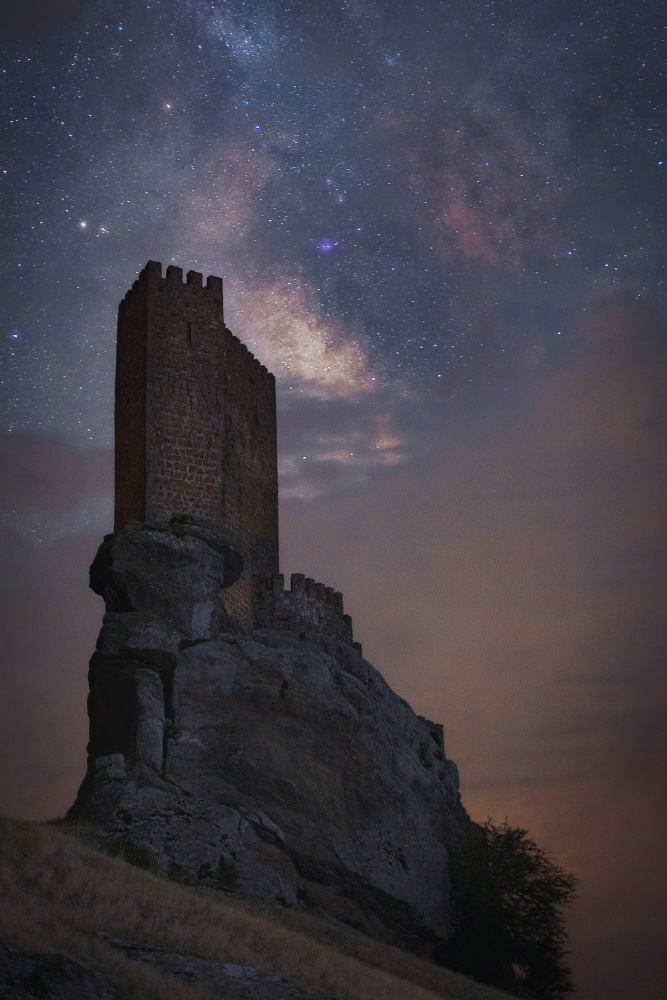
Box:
[253,573,358,648]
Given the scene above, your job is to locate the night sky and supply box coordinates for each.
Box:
[1,1,666,998]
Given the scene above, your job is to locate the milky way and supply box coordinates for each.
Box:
[2,0,664,472]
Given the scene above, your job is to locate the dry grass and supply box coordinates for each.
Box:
[0,814,513,1000]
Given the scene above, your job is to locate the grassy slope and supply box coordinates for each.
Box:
[0,814,513,1000]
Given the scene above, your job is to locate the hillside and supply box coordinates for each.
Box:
[0,813,514,1000]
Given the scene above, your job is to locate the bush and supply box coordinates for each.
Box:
[109,834,154,871]
[215,858,239,891]
[438,819,578,1000]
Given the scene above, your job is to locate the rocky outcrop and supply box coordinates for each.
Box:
[70,520,468,951]
[89,515,243,640]
[0,943,117,1000]
[97,934,332,1000]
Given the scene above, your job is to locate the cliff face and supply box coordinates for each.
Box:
[71,519,468,949]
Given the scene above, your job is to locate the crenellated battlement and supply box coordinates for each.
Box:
[121,260,223,304]
[253,573,359,650]
[119,261,274,391]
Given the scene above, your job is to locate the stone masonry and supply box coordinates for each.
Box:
[115,261,278,624]
[114,260,361,639]
[253,574,357,648]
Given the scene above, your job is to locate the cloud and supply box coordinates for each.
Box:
[277,388,411,500]
[0,529,98,819]
[0,494,113,547]
[0,433,112,816]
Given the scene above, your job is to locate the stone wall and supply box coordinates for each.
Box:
[218,327,279,624]
[253,573,356,647]
[144,264,225,525]
[114,261,279,623]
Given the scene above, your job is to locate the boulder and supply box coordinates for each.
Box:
[90,515,243,645]
[0,943,117,1000]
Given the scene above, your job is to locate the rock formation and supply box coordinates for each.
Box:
[70,515,467,950]
[0,943,117,1000]
[97,934,334,1000]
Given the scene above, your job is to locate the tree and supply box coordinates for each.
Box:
[438,819,578,1000]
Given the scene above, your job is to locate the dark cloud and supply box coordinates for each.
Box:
[0,526,99,819]
[0,435,112,546]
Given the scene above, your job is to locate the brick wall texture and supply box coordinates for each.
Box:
[253,573,356,646]
[115,261,279,623]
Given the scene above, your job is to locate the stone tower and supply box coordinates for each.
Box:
[114,260,279,623]
[71,261,467,947]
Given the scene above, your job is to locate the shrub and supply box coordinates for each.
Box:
[215,858,239,891]
[438,819,578,1000]
[109,834,154,871]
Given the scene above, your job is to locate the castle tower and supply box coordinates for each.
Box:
[114,260,279,623]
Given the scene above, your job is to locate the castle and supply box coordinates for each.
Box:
[115,260,357,646]
[70,261,466,948]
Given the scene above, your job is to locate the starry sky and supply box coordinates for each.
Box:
[1,1,665,998]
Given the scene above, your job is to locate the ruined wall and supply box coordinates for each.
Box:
[114,261,279,622]
[253,573,356,647]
